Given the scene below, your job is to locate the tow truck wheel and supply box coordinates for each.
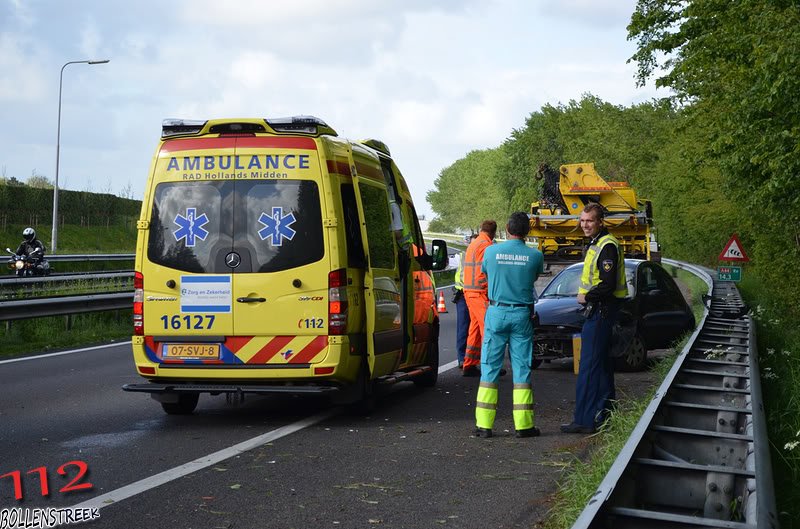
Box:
[161,393,199,415]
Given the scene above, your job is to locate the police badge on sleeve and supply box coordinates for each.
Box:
[602,259,613,272]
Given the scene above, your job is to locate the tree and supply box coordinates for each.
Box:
[628,0,800,298]
[27,171,53,189]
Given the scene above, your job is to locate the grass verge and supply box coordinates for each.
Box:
[0,311,132,358]
[738,275,800,528]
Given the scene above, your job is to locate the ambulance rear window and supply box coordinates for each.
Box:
[148,180,323,273]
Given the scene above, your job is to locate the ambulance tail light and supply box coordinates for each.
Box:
[328,269,349,335]
[133,272,144,336]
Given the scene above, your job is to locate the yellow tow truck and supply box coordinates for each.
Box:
[528,162,659,261]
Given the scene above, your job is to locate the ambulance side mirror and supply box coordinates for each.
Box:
[429,239,448,271]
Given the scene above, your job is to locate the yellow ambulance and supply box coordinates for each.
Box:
[123,116,448,414]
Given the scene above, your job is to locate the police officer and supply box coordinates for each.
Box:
[474,212,544,438]
[561,203,628,434]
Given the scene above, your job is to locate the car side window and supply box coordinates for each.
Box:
[638,266,660,293]
[653,265,683,299]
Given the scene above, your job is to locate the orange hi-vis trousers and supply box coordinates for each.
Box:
[463,290,489,369]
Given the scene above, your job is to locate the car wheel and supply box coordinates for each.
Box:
[161,393,199,415]
[615,333,647,372]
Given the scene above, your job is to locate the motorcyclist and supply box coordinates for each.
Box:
[15,227,46,272]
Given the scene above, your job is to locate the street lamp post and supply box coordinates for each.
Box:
[52,59,110,254]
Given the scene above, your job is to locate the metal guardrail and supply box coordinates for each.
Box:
[46,253,134,262]
[0,292,132,322]
[571,259,777,529]
[0,271,133,288]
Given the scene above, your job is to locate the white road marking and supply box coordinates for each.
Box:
[0,341,132,365]
[439,360,458,373]
[71,409,339,510]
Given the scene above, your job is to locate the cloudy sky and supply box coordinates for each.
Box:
[1,0,664,217]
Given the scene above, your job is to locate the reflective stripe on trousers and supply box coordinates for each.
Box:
[512,383,534,430]
[475,381,498,429]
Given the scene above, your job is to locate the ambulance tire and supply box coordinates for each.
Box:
[161,393,199,415]
[352,359,377,415]
[414,340,439,388]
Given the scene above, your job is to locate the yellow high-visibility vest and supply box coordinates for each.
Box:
[579,233,627,298]
[454,252,464,291]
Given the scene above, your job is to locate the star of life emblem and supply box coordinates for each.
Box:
[258,207,297,246]
[173,208,210,248]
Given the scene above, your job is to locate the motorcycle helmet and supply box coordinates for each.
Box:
[23,227,35,242]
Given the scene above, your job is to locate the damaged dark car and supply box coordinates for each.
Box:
[533,260,695,371]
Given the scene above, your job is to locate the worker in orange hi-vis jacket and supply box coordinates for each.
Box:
[461,220,497,377]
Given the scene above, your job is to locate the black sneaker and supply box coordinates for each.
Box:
[473,427,492,438]
[515,427,540,438]
[462,366,480,377]
[559,423,596,434]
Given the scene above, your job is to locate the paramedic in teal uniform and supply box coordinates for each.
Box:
[473,212,544,438]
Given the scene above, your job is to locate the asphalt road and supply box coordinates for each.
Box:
[0,299,660,529]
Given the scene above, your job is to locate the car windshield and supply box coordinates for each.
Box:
[539,264,636,299]
[540,267,582,297]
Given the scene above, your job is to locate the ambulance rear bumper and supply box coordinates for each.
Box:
[122,382,341,396]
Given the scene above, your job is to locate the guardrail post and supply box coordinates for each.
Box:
[65,314,73,331]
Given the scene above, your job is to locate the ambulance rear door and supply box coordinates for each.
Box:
[143,138,237,350]
[228,136,331,367]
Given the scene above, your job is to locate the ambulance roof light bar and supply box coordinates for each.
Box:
[265,115,337,136]
[162,119,207,138]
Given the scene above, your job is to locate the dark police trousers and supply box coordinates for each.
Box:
[573,303,620,428]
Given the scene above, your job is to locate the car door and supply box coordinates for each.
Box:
[637,263,691,348]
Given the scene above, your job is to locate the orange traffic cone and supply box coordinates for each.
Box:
[437,290,448,313]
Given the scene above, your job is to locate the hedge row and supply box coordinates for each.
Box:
[0,185,141,227]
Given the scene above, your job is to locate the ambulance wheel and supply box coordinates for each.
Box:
[352,359,377,415]
[415,340,439,388]
[161,393,199,415]
[615,333,647,372]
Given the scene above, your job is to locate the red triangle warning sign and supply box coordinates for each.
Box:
[719,234,750,262]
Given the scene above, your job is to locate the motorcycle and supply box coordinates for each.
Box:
[5,247,51,277]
